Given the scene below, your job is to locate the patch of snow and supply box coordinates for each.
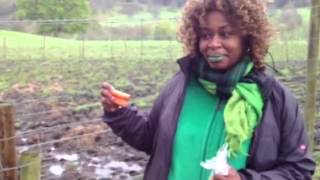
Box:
[126,164,143,172]
[91,157,101,162]
[17,146,29,153]
[54,153,79,161]
[103,161,143,172]
[88,163,101,168]
[95,167,113,178]
[49,165,64,176]
[104,161,127,169]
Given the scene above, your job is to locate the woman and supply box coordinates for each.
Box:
[101,0,316,179]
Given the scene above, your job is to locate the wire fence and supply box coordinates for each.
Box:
[0,5,317,62]
[0,3,319,180]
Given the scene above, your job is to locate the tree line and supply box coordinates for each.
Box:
[0,0,311,36]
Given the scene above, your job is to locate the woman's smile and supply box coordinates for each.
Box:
[206,50,226,62]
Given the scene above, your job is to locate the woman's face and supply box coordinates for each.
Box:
[198,11,245,71]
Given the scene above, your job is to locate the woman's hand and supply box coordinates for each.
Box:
[100,82,121,112]
[212,168,241,180]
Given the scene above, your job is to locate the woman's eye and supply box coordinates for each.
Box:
[200,33,211,40]
[220,31,232,38]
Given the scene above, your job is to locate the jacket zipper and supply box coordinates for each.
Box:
[199,98,222,180]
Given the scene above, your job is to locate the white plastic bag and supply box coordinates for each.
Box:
[200,143,229,177]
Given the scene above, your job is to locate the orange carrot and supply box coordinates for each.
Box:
[112,97,129,107]
[111,89,131,100]
[110,89,131,107]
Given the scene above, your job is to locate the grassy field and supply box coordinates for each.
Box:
[0,29,313,95]
[0,30,312,62]
[0,30,182,61]
[102,8,180,27]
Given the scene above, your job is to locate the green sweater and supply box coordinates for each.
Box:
[168,75,251,180]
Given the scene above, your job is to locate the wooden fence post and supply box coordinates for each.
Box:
[20,151,41,180]
[42,36,46,60]
[305,0,320,151]
[79,36,85,60]
[140,19,143,61]
[82,38,85,60]
[0,103,17,180]
[2,38,6,60]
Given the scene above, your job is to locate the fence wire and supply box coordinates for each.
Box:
[0,3,319,180]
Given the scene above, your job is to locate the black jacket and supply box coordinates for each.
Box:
[103,56,315,180]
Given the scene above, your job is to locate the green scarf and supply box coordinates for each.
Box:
[194,56,264,156]
[194,56,251,98]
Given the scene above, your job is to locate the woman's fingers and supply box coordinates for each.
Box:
[101,91,114,105]
[101,88,112,99]
[212,174,227,180]
[100,82,120,111]
[100,82,131,111]
[212,168,241,180]
[101,97,119,112]
[101,82,113,91]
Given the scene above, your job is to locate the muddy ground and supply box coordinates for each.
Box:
[1,60,319,180]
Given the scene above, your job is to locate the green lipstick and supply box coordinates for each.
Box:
[207,55,224,62]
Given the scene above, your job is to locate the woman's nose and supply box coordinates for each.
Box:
[208,35,222,48]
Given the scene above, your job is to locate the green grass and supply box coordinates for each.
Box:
[267,40,308,61]
[297,8,311,24]
[158,9,181,19]
[0,30,314,62]
[0,30,183,61]
[100,8,180,27]
[269,7,310,22]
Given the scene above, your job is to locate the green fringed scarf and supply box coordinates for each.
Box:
[194,56,264,156]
